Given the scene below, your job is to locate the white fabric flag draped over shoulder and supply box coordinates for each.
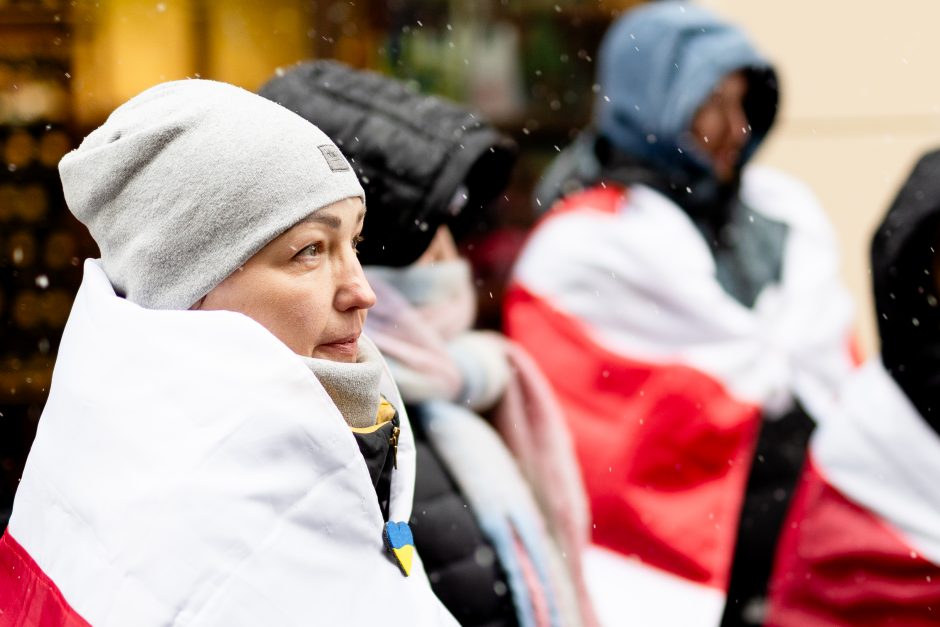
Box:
[0,260,457,627]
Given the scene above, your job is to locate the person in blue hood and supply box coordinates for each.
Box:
[537,1,780,304]
[507,3,857,626]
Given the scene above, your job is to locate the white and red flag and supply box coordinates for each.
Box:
[767,360,940,626]
[505,168,856,626]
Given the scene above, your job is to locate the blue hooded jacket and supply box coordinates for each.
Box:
[536,1,778,211]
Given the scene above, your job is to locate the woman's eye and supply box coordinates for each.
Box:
[352,235,364,253]
[297,243,322,258]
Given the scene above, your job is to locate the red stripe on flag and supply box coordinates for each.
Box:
[547,185,626,218]
[848,333,866,368]
[0,532,90,627]
[767,459,940,626]
[504,284,760,590]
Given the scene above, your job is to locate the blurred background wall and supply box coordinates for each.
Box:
[2,0,940,526]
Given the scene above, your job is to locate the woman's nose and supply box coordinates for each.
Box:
[336,259,377,312]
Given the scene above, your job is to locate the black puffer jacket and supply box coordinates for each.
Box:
[350,403,518,627]
[259,61,515,267]
[408,406,519,627]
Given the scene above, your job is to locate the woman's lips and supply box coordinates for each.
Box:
[317,336,359,359]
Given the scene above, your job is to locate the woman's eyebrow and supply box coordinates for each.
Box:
[302,208,366,230]
[303,213,341,229]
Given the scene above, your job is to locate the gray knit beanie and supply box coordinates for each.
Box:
[59,79,364,310]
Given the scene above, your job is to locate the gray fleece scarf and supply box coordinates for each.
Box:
[301,339,383,429]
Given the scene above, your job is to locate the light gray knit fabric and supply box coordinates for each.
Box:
[59,79,364,310]
[301,339,384,429]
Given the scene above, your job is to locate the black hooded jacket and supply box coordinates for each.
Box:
[872,149,940,436]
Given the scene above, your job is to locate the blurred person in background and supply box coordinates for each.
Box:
[0,80,457,626]
[767,149,940,626]
[261,61,597,627]
[505,2,857,626]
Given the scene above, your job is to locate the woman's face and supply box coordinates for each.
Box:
[691,71,750,183]
[198,197,376,362]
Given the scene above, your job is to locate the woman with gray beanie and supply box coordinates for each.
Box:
[0,79,457,626]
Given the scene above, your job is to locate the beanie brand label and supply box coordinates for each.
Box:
[318,145,351,172]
